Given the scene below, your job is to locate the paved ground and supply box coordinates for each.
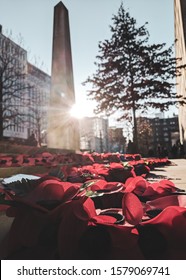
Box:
[147,158,186,191]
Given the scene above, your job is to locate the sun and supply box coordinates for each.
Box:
[70,103,86,119]
[70,102,94,119]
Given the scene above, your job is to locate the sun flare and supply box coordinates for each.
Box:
[70,102,94,119]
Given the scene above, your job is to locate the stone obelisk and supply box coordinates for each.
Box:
[47,1,79,151]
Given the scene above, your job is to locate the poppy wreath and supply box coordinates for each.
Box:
[0,176,137,259]
[0,171,186,260]
[0,152,171,170]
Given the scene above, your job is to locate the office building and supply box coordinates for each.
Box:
[79,117,109,153]
[174,0,186,151]
[0,25,51,144]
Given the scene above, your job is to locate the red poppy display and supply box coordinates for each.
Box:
[0,151,185,259]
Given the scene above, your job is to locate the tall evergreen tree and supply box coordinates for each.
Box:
[83,3,184,152]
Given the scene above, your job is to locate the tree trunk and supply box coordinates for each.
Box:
[132,105,139,153]
[131,81,138,153]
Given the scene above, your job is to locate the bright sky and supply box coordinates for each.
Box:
[0,0,175,120]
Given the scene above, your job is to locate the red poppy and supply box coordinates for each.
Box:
[141,206,186,259]
[122,192,144,225]
[146,194,186,210]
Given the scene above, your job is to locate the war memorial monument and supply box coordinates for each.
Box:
[47,1,80,151]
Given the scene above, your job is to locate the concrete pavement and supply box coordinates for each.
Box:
[147,158,186,191]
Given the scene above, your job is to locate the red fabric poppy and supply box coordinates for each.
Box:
[0,204,49,259]
[41,152,54,158]
[25,179,80,204]
[11,154,24,167]
[106,224,144,259]
[57,197,97,259]
[0,156,12,167]
[0,188,12,212]
[146,194,186,210]
[142,179,177,199]
[108,164,136,183]
[22,157,35,166]
[122,192,144,225]
[125,176,148,194]
[84,179,125,193]
[141,206,186,259]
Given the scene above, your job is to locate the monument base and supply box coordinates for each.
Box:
[47,107,80,151]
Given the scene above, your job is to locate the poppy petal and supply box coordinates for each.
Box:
[122,192,143,225]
